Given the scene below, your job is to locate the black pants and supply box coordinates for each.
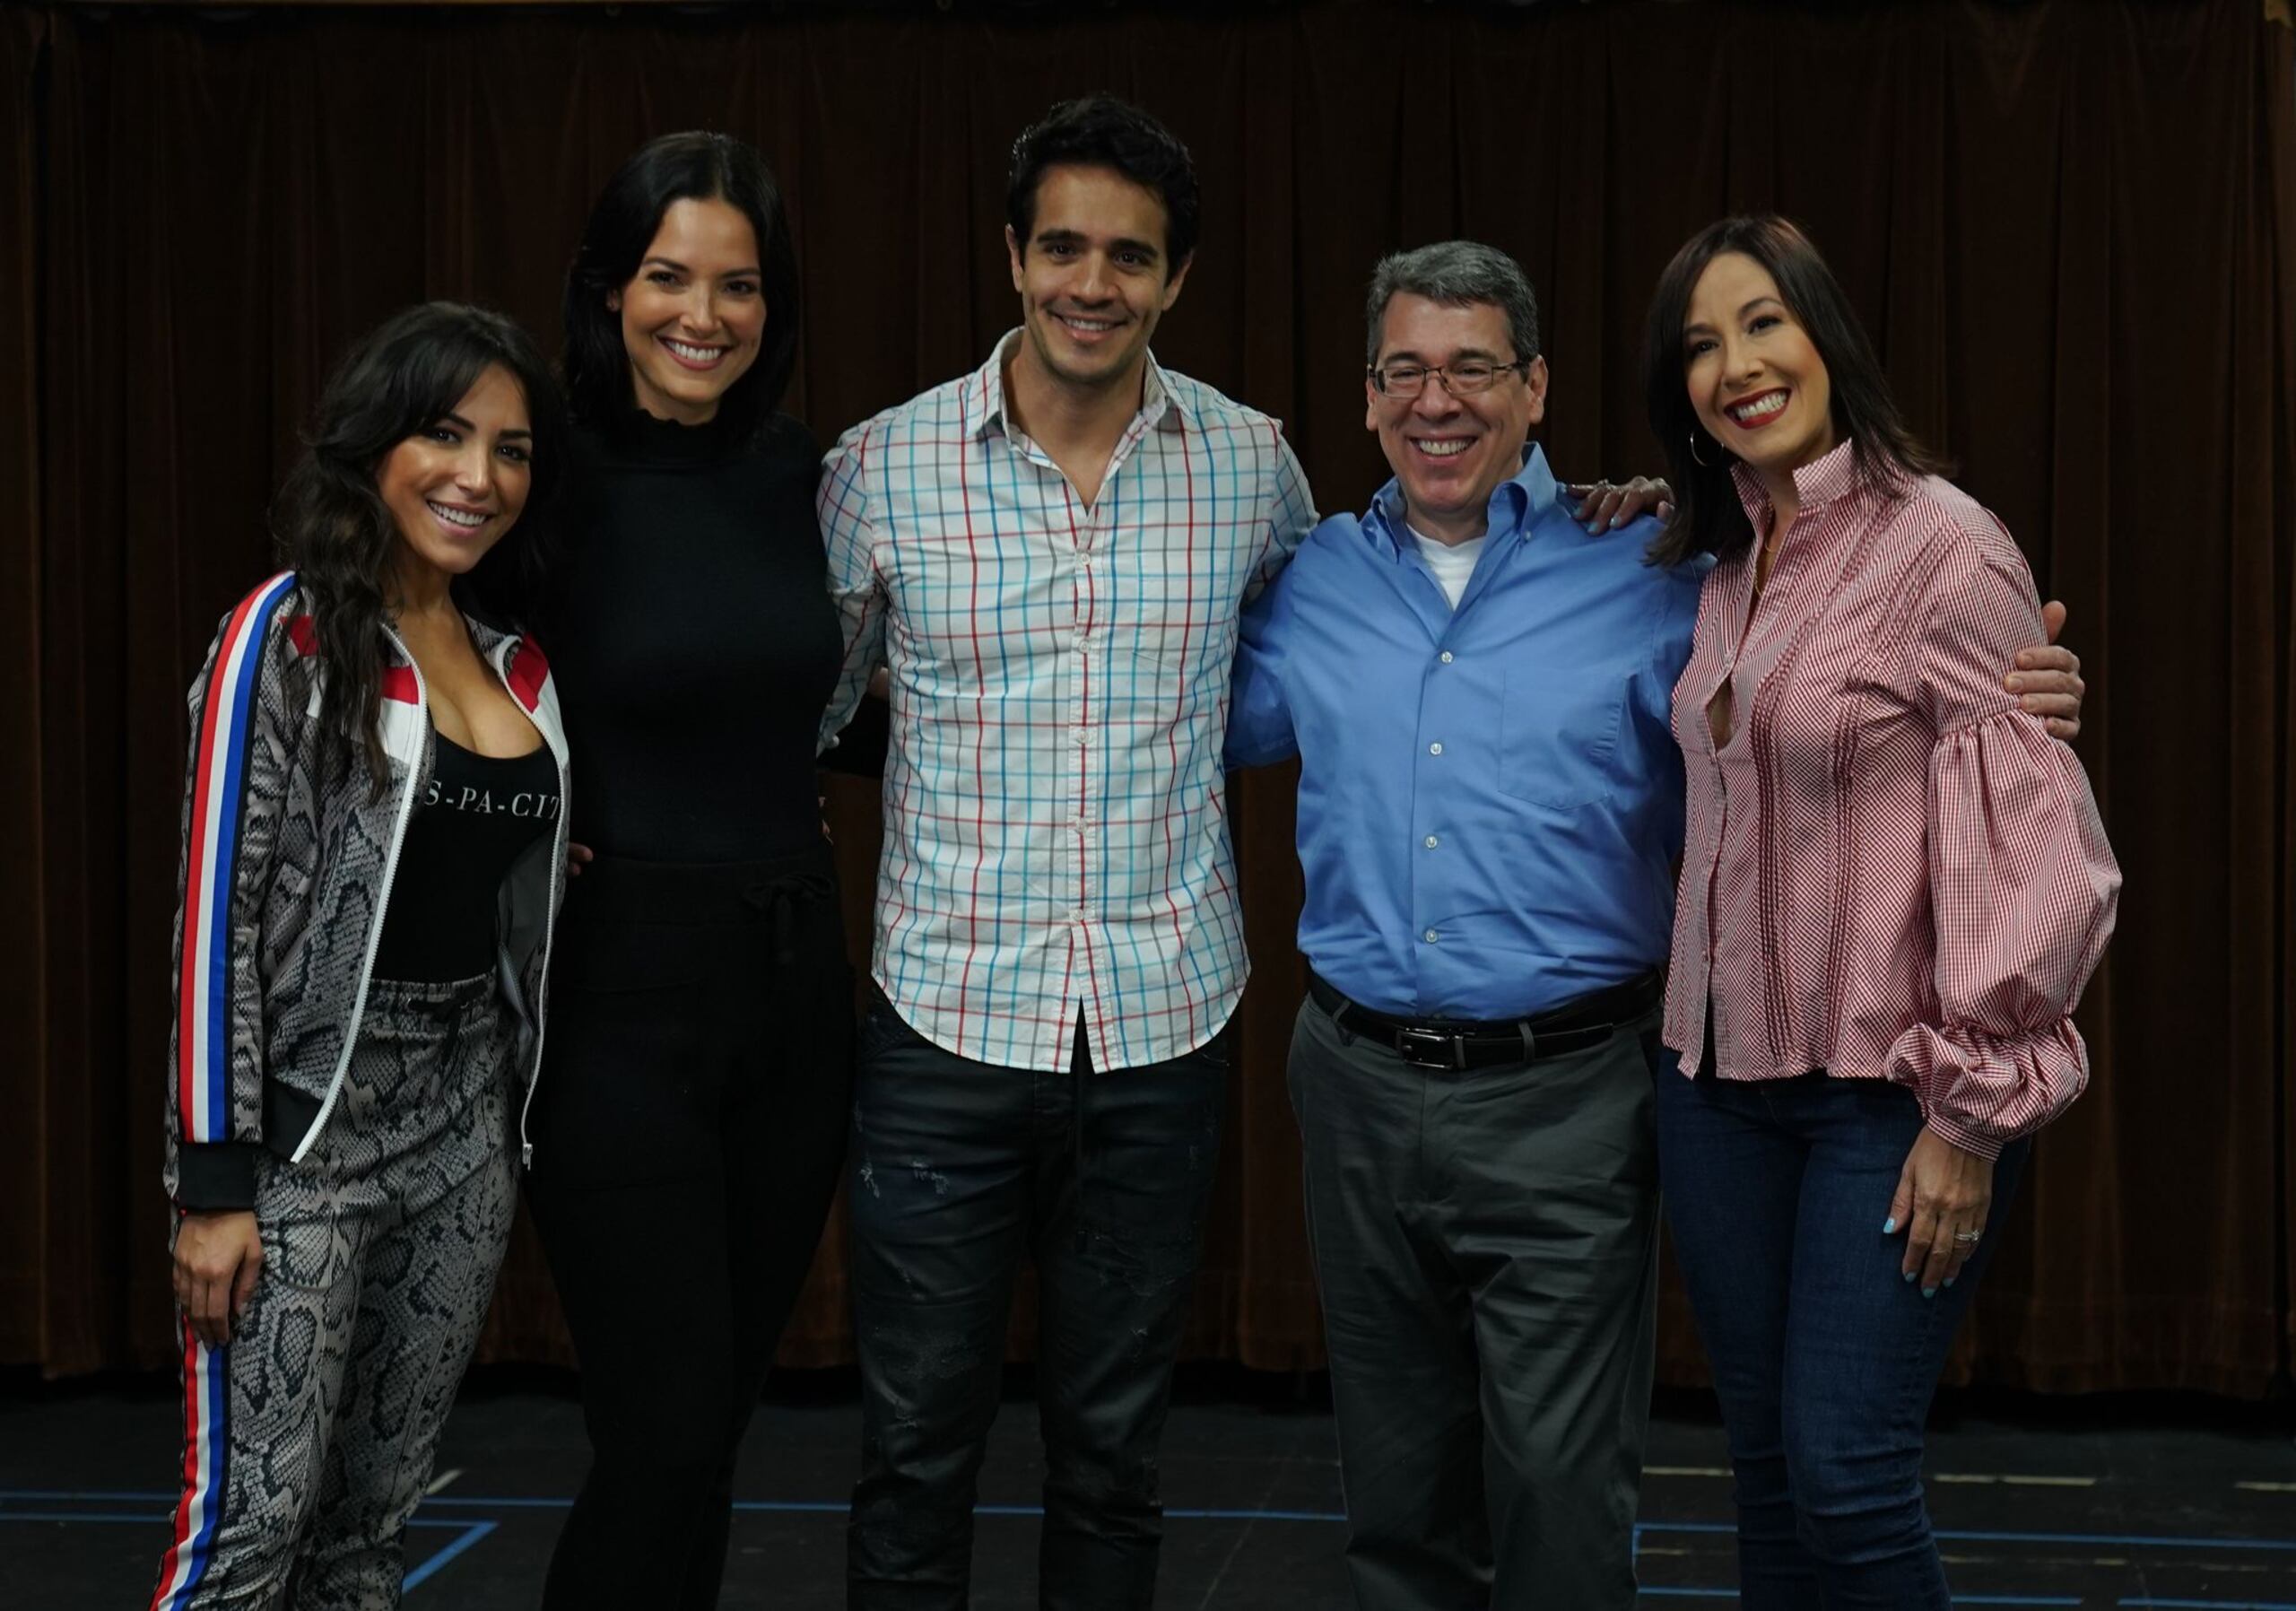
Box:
[1289,996,1663,1611]
[525,850,854,1611]
[845,993,1228,1610]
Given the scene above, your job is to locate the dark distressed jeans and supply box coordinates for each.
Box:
[1655,1063,2030,1608]
[844,990,1227,1610]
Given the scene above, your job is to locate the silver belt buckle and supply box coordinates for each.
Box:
[1395,1026,1465,1071]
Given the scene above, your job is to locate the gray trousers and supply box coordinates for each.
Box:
[151,975,517,1611]
[1287,994,1663,1611]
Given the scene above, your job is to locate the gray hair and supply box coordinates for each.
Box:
[1364,241,1541,366]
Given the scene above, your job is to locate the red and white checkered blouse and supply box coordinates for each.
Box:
[1662,441,2121,1159]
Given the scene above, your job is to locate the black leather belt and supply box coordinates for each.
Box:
[1307,969,1661,1071]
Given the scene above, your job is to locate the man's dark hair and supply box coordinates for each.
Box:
[1641,213,1947,569]
[561,130,801,442]
[1006,95,1200,266]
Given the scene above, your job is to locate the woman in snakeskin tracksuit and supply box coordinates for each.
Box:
[147,302,574,1611]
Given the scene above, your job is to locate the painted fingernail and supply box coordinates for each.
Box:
[1609,514,1626,529]
[1943,1276,1957,1288]
[1882,1217,1897,1234]
[1902,1269,1916,1282]
[1922,1286,1937,1300]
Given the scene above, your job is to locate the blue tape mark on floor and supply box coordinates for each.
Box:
[400,1520,498,1591]
[1639,1597,2080,1608]
[9,1488,2292,1603]
[10,1490,2296,1551]
[1,1507,494,1598]
[1638,1519,2296,1553]
[1,1511,486,1529]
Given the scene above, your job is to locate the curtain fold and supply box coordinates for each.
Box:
[5,0,2287,1393]
[0,4,47,1369]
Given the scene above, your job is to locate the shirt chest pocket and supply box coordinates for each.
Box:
[1104,532,1257,671]
[1499,668,1627,810]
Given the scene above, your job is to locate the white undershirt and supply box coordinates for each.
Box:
[1411,526,1487,609]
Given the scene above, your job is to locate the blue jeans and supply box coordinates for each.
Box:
[1653,1065,2029,1609]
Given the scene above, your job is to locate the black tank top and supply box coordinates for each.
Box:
[370,733,561,983]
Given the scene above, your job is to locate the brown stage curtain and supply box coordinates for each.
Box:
[4,0,2290,1395]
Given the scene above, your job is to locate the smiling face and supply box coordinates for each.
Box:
[610,195,766,425]
[1682,250,1837,492]
[377,363,534,590]
[1005,162,1190,398]
[1365,293,1548,546]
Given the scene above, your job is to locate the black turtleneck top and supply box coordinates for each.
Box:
[546,409,843,863]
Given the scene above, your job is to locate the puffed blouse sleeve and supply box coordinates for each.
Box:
[1886,544,2122,1160]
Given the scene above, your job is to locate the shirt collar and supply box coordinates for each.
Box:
[1366,441,1553,556]
[964,328,1187,442]
[1729,435,1868,527]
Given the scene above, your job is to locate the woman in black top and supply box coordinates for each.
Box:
[522,133,854,1610]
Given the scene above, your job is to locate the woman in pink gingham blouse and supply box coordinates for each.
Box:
[1639,215,2121,1607]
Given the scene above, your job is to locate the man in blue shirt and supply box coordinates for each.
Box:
[1225,242,2085,1608]
[1227,239,1691,1610]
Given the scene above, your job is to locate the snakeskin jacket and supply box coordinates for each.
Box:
[166,571,570,1210]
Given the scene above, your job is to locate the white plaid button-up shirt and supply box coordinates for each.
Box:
[819,334,1316,1072]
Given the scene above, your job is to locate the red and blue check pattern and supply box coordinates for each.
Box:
[819,336,1317,1073]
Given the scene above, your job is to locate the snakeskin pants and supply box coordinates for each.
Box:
[149,974,517,1610]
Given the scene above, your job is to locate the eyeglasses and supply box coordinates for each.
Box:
[1367,358,1534,399]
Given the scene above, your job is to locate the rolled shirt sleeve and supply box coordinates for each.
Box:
[1225,561,1300,770]
[816,421,890,752]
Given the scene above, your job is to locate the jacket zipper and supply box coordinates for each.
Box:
[501,636,569,1170]
[288,629,427,1163]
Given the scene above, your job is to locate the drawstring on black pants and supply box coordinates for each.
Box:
[741,871,834,966]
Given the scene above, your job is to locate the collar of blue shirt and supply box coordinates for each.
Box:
[1362,441,1561,556]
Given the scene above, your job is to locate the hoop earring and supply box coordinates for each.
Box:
[1689,430,1718,469]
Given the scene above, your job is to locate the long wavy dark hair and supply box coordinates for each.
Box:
[1641,214,1948,569]
[561,131,801,440]
[273,301,567,783]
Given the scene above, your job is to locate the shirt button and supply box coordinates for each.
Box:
[1423,835,1439,849]
[1439,651,1454,664]
[1423,928,1439,944]
[1428,742,1443,756]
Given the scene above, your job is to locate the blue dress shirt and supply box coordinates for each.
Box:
[1228,446,1707,1019]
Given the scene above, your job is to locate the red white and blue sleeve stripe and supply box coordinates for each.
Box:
[174,570,295,1148]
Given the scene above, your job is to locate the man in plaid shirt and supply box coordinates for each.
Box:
[816,96,1315,1608]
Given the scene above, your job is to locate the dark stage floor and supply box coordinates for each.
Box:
[4,1367,2292,1607]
